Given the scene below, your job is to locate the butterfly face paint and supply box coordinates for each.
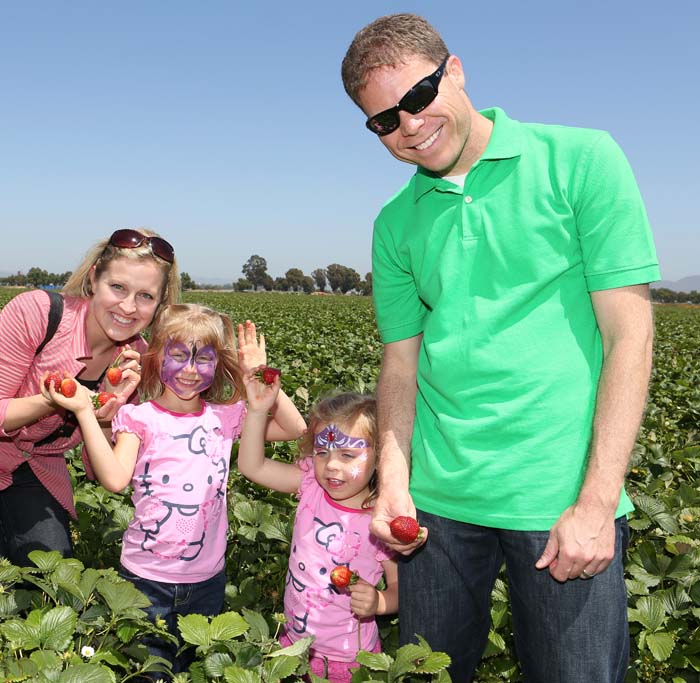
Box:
[161,338,218,398]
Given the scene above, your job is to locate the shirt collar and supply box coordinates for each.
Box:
[413,107,522,201]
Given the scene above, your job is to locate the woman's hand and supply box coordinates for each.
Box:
[237,320,267,375]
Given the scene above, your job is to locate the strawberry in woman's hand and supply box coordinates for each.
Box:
[258,366,281,385]
[92,391,116,409]
[330,566,359,588]
[389,516,422,544]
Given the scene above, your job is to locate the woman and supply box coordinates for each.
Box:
[0,228,179,565]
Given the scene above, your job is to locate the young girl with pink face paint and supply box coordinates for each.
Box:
[238,389,398,683]
[48,303,306,679]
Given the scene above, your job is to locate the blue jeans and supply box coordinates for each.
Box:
[119,565,226,680]
[398,510,630,683]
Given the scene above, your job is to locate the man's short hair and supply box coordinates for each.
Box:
[341,13,449,107]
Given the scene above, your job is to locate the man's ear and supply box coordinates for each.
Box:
[445,54,466,90]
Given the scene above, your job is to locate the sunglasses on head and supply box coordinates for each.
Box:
[108,229,175,264]
[365,56,449,137]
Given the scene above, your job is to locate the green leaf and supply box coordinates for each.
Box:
[259,518,290,543]
[355,651,393,671]
[263,655,300,680]
[241,607,269,641]
[27,549,64,571]
[414,651,452,674]
[29,649,63,670]
[96,577,151,614]
[203,652,235,677]
[268,635,313,658]
[40,606,78,651]
[57,663,116,683]
[236,643,263,669]
[629,596,666,631]
[0,618,41,650]
[178,613,211,647]
[223,665,261,683]
[210,610,249,641]
[637,542,661,575]
[646,631,675,662]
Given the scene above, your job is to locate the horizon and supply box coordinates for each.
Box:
[1,1,698,282]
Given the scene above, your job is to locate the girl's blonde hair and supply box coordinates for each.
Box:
[139,303,243,404]
[299,392,378,508]
[62,228,180,319]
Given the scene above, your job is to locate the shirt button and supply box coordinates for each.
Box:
[464,195,473,203]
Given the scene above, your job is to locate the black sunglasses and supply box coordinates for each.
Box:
[108,229,175,264]
[365,56,449,136]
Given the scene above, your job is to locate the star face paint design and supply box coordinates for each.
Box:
[161,338,218,398]
[313,424,369,450]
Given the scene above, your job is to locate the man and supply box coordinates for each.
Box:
[341,13,659,683]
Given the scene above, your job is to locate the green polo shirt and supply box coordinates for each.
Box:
[372,108,660,530]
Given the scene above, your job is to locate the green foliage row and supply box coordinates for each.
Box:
[0,289,698,682]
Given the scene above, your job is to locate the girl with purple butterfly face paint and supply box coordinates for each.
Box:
[49,305,305,678]
[238,390,398,683]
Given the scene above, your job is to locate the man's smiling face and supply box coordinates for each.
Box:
[358,54,474,177]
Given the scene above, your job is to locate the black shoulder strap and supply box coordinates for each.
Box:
[34,291,64,357]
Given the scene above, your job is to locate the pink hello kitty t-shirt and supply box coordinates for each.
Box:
[113,400,246,583]
[283,457,393,662]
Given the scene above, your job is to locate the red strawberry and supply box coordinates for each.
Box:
[389,516,421,544]
[44,371,64,393]
[92,391,116,409]
[106,365,123,385]
[259,366,281,385]
[329,566,359,589]
[59,377,77,398]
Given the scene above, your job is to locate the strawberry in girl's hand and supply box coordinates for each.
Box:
[389,516,422,544]
[59,377,77,398]
[44,371,64,392]
[258,366,281,385]
[92,391,116,409]
[330,566,359,589]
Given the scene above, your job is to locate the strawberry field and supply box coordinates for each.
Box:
[0,288,698,682]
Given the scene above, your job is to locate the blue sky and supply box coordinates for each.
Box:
[1,1,698,283]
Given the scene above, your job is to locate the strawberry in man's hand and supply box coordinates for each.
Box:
[92,391,116,409]
[257,366,281,385]
[330,566,359,589]
[389,516,422,544]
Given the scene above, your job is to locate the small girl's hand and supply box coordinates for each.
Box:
[237,320,267,375]
[42,373,93,416]
[243,371,279,414]
[348,579,379,618]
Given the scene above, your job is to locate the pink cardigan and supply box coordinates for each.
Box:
[0,290,147,518]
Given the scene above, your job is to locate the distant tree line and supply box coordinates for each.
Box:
[651,288,700,304]
[1,257,373,296]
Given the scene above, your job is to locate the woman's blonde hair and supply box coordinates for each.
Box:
[62,228,180,318]
[139,303,243,404]
[299,392,378,508]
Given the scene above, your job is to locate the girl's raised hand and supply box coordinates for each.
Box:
[242,369,279,414]
[41,372,93,416]
[237,320,267,375]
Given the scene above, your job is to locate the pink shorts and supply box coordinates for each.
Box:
[279,631,381,683]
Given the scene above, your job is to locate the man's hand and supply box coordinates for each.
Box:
[370,489,427,555]
[535,503,616,581]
